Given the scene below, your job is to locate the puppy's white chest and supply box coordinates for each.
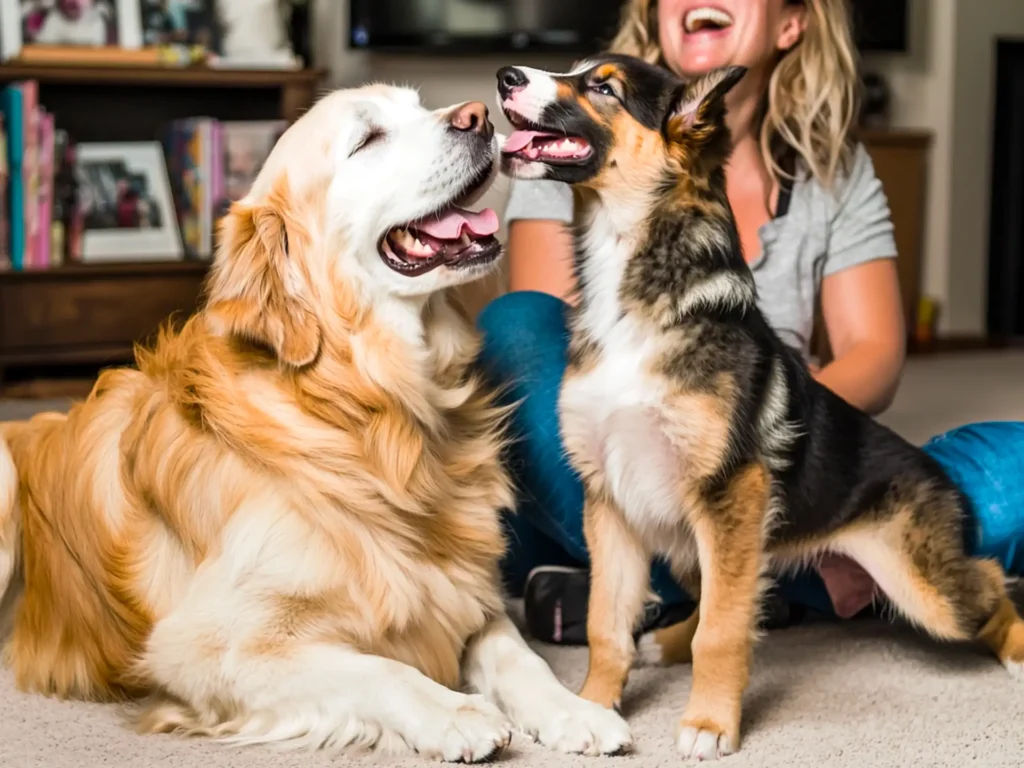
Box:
[560,323,683,534]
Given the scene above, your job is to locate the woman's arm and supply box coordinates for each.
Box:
[502,179,578,302]
[813,144,905,416]
[816,258,906,415]
[507,220,577,302]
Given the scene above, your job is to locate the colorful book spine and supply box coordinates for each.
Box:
[36,110,55,269]
[0,82,31,269]
[0,113,9,269]
[22,83,40,269]
[198,118,214,260]
[210,120,224,232]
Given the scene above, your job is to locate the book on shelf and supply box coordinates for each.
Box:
[164,117,285,261]
[0,79,288,271]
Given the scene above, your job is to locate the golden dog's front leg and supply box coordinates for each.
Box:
[678,463,770,762]
[577,492,650,712]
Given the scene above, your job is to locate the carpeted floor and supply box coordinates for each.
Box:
[1,351,1023,767]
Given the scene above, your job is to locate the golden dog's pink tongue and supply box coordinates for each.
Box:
[413,207,499,240]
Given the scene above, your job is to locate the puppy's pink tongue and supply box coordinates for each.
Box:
[412,207,499,240]
[503,130,558,154]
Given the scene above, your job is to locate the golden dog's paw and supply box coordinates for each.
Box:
[676,718,737,762]
[517,692,633,756]
[411,694,513,763]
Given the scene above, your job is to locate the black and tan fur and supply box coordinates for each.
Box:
[497,54,1024,760]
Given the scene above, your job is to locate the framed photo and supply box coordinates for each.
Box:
[75,141,184,263]
[0,0,143,58]
[138,0,219,53]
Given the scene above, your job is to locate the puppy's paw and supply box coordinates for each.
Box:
[518,692,633,756]
[412,694,513,763]
[1004,658,1024,681]
[677,719,737,762]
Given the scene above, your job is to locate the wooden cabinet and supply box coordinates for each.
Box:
[0,261,207,366]
[862,129,932,333]
[0,63,326,385]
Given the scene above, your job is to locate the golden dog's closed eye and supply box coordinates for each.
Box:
[351,126,386,156]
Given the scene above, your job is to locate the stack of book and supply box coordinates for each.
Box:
[164,118,286,261]
[0,81,80,270]
[0,77,288,270]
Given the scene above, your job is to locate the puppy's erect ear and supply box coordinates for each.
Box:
[666,65,747,144]
[205,188,321,367]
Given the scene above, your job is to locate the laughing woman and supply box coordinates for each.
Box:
[477,0,1024,643]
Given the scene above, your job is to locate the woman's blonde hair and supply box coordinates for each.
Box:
[608,0,860,190]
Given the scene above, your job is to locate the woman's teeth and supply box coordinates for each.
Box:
[684,7,733,34]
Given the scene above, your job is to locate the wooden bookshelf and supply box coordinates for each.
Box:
[0,63,327,386]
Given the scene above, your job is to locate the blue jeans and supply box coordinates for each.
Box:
[476,290,1024,618]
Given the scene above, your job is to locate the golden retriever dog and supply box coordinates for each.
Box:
[0,84,632,762]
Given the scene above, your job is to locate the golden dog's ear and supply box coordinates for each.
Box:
[205,195,321,367]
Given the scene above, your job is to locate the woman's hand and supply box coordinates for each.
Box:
[815,258,906,416]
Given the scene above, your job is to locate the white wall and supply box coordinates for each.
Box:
[945,0,1024,334]
[862,0,957,329]
[870,0,1024,334]
[311,0,573,230]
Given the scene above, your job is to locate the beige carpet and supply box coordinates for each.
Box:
[2,351,1024,767]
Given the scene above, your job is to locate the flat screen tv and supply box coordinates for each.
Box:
[348,1,910,55]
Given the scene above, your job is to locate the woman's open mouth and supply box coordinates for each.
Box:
[683,6,734,37]
[500,110,593,166]
[379,206,501,277]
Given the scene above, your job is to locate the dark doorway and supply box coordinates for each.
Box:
[988,38,1024,337]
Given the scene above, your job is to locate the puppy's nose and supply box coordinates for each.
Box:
[449,101,493,140]
[497,66,528,100]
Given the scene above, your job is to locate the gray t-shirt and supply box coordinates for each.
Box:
[504,143,898,356]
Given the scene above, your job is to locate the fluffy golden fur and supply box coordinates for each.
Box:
[0,83,632,761]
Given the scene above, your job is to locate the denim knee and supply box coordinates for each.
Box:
[923,421,1024,576]
[476,292,589,556]
[477,290,572,395]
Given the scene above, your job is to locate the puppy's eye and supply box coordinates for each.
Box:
[350,127,385,156]
[589,82,617,98]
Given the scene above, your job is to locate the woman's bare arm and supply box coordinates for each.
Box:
[506,220,577,303]
[815,257,906,416]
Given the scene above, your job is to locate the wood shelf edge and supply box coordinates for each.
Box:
[857,127,935,149]
[0,260,212,279]
[0,62,328,89]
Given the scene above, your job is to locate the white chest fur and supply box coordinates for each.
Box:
[561,206,696,564]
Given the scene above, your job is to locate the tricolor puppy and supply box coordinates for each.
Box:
[497,54,1024,761]
[0,83,631,761]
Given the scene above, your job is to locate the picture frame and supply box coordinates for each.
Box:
[0,0,142,60]
[137,0,220,59]
[75,141,184,263]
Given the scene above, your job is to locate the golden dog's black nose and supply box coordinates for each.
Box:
[497,66,528,100]
[449,101,493,140]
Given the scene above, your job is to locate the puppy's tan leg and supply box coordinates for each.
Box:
[578,493,650,712]
[977,581,1024,678]
[839,502,1024,677]
[678,463,769,761]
